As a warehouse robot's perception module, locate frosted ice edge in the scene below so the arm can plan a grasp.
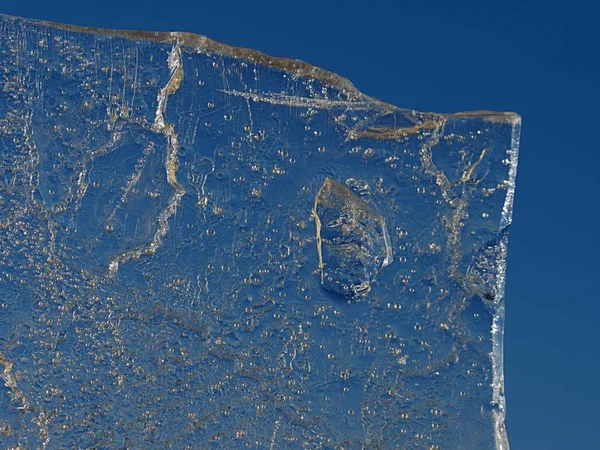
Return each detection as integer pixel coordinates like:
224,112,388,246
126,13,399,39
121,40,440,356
2,13,518,120
492,117,521,450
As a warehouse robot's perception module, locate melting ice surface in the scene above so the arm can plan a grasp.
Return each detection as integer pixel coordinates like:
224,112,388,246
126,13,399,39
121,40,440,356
0,14,520,449
314,178,393,298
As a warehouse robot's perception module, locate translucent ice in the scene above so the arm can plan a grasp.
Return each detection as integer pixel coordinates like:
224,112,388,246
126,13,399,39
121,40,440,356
0,13,519,449
314,177,393,298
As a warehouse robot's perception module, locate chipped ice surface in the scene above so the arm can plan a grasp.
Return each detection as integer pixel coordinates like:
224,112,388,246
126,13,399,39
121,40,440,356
314,178,393,298
0,13,519,450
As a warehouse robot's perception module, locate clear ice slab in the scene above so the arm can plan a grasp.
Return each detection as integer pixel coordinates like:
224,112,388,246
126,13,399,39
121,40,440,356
0,13,520,449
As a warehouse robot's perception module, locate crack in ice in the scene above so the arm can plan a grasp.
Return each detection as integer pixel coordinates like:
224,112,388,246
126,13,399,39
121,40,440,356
108,43,186,277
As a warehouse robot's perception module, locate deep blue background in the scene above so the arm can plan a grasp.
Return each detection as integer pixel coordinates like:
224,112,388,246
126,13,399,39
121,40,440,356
2,1,598,448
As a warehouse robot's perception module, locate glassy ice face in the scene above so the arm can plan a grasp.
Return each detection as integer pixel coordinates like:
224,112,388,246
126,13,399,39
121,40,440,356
314,177,393,298
0,14,519,449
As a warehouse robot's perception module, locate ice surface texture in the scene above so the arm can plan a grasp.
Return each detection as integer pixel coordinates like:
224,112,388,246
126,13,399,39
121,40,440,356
314,178,393,298
0,13,519,449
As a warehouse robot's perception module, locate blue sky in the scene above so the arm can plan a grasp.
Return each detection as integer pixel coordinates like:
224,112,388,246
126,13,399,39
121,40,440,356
2,1,599,448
